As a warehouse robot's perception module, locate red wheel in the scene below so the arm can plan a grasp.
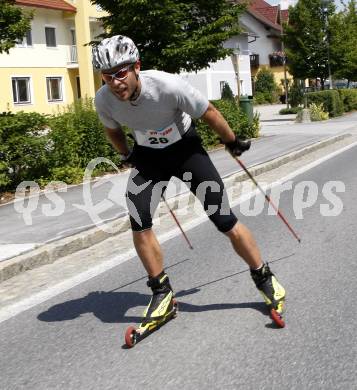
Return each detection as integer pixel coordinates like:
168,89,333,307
125,326,137,348
271,309,285,328
172,299,178,317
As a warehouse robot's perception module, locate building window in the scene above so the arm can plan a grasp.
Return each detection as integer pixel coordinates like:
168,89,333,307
12,77,31,104
16,29,33,47
45,27,57,47
46,77,63,101
76,76,81,99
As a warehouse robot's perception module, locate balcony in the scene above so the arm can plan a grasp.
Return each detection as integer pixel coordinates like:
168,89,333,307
269,52,287,67
250,54,259,68
67,45,78,67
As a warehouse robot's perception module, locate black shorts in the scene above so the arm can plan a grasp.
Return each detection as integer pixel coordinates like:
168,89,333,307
125,126,238,233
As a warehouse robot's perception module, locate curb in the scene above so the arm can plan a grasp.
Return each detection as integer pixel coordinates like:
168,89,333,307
0,133,351,283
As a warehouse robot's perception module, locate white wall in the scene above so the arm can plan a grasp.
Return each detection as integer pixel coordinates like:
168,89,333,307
0,8,75,68
240,13,282,65
181,34,252,100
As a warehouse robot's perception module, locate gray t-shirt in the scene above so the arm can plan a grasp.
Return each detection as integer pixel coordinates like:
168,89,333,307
95,70,209,149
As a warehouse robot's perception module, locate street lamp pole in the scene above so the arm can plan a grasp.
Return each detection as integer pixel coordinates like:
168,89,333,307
323,1,333,89
231,46,241,102
280,7,289,108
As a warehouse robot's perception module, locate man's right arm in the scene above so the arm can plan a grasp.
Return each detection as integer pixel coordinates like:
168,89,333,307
104,126,131,157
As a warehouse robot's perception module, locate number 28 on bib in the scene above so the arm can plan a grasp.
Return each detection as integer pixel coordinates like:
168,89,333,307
134,123,182,149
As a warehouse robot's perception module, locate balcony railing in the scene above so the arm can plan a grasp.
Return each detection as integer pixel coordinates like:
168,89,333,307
269,52,287,67
250,54,259,68
69,45,78,63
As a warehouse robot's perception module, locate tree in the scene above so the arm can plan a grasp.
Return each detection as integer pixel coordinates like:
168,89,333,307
91,0,245,73
0,0,32,54
283,0,335,88
329,0,357,83
255,68,276,94
221,82,234,100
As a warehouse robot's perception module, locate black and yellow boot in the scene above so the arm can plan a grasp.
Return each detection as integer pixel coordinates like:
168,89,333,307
124,271,178,347
251,264,286,327
138,271,176,333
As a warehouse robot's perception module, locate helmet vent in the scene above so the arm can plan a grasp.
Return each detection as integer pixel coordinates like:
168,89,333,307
105,50,111,67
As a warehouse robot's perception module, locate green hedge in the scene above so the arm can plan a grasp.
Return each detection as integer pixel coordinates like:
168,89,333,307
253,91,280,105
306,90,344,117
0,100,119,191
338,89,357,112
0,111,50,189
195,99,260,149
0,98,260,192
47,99,120,178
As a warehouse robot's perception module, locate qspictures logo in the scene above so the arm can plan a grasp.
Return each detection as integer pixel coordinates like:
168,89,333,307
13,157,346,232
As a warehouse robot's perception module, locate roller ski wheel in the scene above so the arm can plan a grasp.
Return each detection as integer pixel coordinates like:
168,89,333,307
270,308,285,328
270,299,285,328
124,300,178,348
125,326,137,348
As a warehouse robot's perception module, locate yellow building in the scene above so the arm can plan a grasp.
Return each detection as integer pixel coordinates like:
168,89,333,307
0,0,106,114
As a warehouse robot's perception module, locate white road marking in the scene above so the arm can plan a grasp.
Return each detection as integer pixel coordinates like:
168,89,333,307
0,140,356,323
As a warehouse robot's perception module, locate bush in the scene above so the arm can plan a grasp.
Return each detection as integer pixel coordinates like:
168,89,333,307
49,166,85,184
306,90,344,117
338,89,357,112
48,98,119,171
0,111,50,191
196,99,260,149
253,92,268,105
221,82,234,100
288,81,304,107
253,91,279,105
279,107,302,115
309,103,329,121
255,68,276,94
254,68,280,104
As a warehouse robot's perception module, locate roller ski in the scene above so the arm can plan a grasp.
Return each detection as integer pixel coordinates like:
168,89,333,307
251,264,286,328
125,272,178,348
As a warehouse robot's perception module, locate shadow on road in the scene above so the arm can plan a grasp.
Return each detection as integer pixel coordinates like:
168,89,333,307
37,289,267,324
38,253,294,325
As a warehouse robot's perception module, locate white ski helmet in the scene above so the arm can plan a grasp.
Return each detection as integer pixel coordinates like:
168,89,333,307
92,35,139,71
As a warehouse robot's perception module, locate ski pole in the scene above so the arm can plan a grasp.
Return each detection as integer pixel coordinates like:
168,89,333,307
231,155,301,243
161,195,194,250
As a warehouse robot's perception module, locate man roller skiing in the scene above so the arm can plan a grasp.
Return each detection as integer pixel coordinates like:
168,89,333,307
92,35,286,343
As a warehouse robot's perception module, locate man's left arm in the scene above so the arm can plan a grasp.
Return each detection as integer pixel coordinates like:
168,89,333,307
200,102,235,143
200,102,251,156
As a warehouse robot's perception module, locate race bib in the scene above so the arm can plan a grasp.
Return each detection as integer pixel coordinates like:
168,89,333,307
134,123,182,149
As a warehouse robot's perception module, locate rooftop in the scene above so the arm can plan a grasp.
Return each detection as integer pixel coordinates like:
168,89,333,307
237,0,289,31
15,0,76,13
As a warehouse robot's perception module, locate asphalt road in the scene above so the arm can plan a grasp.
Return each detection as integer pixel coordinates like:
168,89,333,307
1,145,356,389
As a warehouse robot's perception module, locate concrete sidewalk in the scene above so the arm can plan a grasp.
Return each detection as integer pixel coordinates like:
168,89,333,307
254,103,296,126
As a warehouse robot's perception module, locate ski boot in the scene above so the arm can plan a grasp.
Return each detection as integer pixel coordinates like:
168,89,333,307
125,272,178,347
251,263,286,328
